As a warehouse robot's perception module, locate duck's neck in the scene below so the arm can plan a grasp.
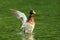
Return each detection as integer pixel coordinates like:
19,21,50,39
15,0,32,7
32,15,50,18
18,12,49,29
27,14,35,24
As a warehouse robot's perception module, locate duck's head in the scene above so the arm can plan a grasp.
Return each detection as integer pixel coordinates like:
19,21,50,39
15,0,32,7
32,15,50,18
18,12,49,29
30,9,36,15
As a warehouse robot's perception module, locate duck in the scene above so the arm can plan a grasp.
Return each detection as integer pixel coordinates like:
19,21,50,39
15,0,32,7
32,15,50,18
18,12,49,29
10,9,36,34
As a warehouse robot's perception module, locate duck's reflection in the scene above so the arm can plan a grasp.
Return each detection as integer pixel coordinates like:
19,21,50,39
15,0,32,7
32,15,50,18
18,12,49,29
22,33,34,40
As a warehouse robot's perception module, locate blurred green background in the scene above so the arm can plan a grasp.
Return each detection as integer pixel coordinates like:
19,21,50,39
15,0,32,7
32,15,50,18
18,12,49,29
0,0,60,40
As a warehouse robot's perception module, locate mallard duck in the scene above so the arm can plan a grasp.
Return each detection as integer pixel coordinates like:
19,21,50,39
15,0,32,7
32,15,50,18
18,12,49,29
10,9,35,34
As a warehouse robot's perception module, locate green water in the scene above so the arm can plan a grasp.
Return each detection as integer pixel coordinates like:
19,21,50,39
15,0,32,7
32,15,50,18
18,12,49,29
0,0,60,40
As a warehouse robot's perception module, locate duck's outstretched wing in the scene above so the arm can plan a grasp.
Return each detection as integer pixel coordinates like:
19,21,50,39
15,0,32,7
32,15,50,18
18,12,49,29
10,9,27,28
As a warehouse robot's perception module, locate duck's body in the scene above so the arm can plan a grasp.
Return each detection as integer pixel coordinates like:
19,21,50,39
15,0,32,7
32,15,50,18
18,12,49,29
23,15,35,34
10,9,35,34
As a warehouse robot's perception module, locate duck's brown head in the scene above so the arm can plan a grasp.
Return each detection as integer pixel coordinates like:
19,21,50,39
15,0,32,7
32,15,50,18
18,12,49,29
30,9,36,15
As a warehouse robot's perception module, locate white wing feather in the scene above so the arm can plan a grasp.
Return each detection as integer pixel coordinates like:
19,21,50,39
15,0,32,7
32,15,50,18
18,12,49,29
10,9,27,28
